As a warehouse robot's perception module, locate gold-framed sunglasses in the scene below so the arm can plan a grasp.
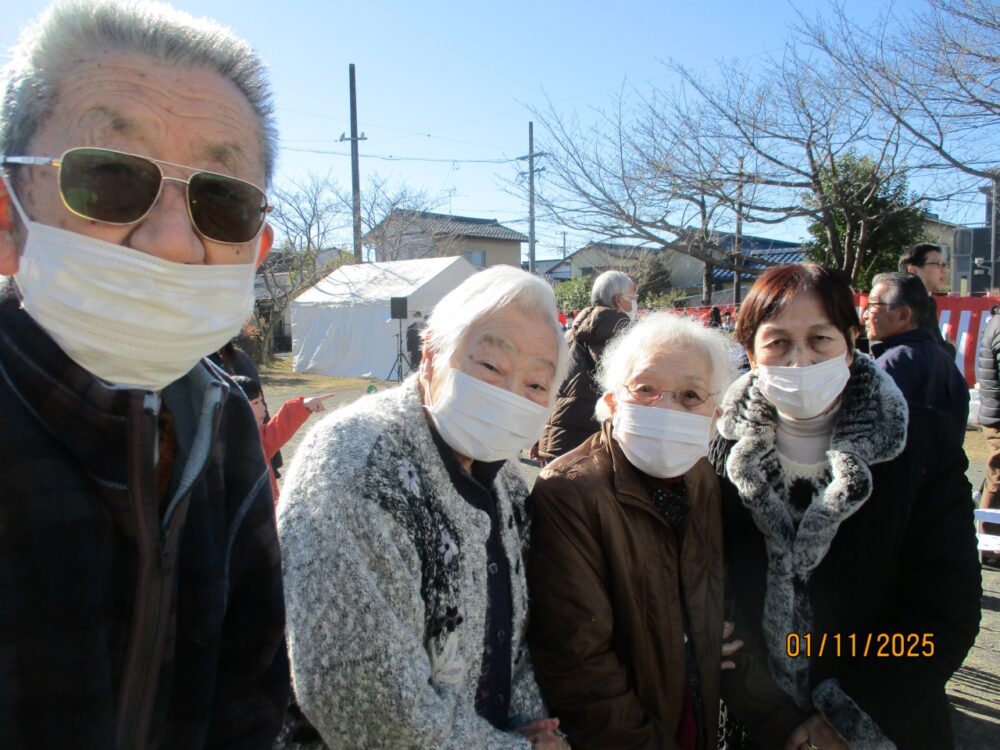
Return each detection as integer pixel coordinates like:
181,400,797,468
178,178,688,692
2,146,270,245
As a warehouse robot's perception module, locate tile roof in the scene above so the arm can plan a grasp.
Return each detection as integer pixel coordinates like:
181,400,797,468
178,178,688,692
369,209,528,243
711,247,806,282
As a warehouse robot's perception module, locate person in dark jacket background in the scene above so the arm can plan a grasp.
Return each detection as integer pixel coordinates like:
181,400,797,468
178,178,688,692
864,271,969,443
899,243,956,355
211,339,286,479
536,270,634,463
0,2,289,747
976,309,1000,536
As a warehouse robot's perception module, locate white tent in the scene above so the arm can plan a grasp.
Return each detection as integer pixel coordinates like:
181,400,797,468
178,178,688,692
292,256,478,378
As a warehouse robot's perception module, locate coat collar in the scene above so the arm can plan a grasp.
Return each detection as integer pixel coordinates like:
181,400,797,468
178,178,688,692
870,327,935,358
716,354,908,580
0,283,229,490
600,419,716,523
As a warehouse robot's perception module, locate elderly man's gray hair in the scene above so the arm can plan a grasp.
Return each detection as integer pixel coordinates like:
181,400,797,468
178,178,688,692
590,270,633,308
594,312,734,422
1,0,278,185
423,266,569,400
871,271,930,328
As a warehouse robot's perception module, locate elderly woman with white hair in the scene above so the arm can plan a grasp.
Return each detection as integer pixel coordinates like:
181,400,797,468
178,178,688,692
527,312,733,750
536,270,636,464
279,266,571,750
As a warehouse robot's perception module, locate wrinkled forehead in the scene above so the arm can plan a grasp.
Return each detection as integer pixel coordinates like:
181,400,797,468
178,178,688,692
459,307,559,372
30,52,265,182
627,344,712,384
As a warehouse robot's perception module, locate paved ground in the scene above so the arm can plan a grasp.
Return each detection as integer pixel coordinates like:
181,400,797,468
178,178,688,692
261,357,1000,748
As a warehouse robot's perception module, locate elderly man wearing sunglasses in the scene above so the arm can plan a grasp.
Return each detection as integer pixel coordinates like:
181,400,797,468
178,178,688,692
0,2,289,749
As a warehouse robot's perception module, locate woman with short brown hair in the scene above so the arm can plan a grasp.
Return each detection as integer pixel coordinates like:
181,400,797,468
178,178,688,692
714,263,980,750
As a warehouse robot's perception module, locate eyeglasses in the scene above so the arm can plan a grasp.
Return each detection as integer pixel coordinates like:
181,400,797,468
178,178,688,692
922,261,949,269
2,147,270,244
864,301,896,312
624,383,714,408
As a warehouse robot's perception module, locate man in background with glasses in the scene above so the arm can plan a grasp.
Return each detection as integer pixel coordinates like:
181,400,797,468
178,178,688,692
0,2,289,748
864,272,969,443
899,242,956,355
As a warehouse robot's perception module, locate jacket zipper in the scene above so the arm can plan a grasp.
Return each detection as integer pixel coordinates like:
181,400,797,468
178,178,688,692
115,391,168,750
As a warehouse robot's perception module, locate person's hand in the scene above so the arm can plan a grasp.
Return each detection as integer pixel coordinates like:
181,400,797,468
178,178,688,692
516,718,570,749
721,620,744,670
783,713,849,750
303,393,335,413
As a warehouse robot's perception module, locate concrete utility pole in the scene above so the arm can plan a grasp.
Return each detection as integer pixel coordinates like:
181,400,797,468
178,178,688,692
518,122,544,273
528,122,536,274
734,157,744,304
992,174,997,292
562,231,567,259
343,64,367,263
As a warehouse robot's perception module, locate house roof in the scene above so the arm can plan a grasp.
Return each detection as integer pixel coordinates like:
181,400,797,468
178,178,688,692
366,209,528,243
711,246,806,283
531,258,567,273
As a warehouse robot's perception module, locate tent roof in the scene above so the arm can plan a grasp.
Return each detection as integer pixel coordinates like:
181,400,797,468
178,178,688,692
295,255,475,306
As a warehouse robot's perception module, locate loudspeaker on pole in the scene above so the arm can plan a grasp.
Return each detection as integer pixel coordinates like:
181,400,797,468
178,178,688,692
390,297,408,320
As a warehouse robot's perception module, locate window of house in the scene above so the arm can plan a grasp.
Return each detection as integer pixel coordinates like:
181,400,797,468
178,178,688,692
464,249,486,268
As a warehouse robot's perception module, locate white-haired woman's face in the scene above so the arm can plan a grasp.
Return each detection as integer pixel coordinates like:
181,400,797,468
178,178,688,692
604,346,718,418
422,304,560,407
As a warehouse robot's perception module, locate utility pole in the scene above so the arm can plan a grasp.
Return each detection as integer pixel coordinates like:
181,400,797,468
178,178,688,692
992,173,997,292
562,231,567,259
528,122,536,274
734,157,744,304
341,64,367,263
518,122,544,273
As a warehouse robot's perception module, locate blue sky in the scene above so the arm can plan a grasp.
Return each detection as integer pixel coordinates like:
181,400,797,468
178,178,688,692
3,0,942,260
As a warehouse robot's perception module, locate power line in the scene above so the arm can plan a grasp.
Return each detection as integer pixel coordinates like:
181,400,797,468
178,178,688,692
281,145,519,164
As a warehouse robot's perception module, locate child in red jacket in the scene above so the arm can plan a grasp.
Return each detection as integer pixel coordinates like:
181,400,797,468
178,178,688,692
232,375,333,504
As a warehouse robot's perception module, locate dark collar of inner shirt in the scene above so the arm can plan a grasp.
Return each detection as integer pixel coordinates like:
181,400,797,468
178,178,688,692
426,414,506,509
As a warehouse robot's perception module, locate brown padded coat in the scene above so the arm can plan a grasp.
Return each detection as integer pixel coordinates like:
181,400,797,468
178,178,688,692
536,305,630,462
528,422,724,750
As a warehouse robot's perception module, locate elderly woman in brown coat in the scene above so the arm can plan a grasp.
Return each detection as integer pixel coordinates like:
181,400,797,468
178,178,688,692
528,312,734,750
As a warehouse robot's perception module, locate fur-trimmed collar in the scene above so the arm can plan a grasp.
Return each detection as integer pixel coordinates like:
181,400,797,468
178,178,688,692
718,353,907,467
716,354,907,728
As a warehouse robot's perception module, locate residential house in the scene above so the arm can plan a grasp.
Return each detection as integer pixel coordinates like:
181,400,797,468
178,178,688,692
528,257,572,282
363,209,526,268
541,241,654,280
664,233,804,292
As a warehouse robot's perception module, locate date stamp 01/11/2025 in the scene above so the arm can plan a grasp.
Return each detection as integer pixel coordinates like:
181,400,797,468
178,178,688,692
785,632,935,658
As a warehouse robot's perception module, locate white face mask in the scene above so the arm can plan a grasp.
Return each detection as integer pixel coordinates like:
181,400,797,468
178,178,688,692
612,400,714,479
626,298,638,320
5,175,257,392
755,354,851,420
426,368,552,463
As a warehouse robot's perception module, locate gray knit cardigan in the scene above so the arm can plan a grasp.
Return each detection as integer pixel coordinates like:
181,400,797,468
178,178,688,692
278,375,546,749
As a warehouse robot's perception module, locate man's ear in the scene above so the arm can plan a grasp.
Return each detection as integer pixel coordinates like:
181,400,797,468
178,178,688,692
255,223,274,268
0,180,21,276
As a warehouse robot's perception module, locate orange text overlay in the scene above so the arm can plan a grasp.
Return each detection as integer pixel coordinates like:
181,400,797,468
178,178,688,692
785,632,935,658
